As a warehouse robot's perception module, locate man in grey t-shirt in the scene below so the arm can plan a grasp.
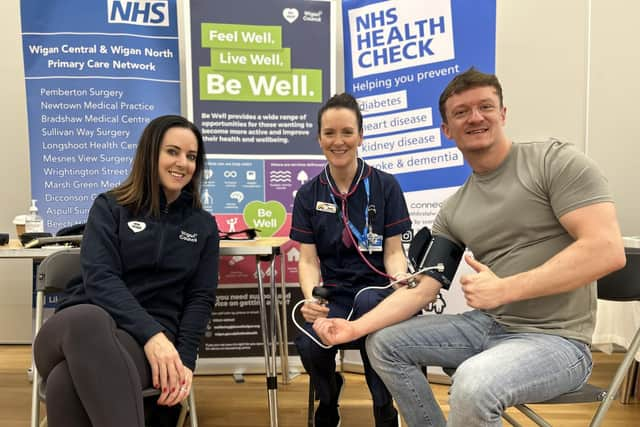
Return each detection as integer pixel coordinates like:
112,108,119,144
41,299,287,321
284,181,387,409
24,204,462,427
313,68,626,427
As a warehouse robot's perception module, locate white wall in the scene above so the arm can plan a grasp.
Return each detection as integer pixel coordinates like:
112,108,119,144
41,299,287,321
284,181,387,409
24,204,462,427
587,0,640,237
1,0,638,237
1,1,30,238
497,0,588,147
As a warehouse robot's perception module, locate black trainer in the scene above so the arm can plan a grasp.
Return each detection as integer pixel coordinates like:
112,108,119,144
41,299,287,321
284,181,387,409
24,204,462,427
314,403,340,427
314,372,344,427
373,401,399,427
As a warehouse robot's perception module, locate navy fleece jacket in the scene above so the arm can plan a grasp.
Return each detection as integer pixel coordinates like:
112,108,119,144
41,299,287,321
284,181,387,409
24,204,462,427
59,191,219,370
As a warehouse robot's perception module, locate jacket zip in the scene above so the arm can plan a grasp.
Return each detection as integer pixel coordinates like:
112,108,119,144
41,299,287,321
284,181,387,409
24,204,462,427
154,205,169,271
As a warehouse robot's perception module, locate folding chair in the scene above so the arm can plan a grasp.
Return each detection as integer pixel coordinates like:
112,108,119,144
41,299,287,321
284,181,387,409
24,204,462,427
445,247,640,427
31,248,198,427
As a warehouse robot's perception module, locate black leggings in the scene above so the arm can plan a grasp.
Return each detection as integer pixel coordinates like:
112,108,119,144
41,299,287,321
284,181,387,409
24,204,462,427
33,304,152,427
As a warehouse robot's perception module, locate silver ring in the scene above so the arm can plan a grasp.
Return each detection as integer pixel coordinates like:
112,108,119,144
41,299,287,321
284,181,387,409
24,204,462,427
180,387,187,392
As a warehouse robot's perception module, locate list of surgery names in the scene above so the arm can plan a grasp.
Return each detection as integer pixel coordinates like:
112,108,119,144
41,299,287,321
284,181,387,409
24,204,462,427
37,86,155,229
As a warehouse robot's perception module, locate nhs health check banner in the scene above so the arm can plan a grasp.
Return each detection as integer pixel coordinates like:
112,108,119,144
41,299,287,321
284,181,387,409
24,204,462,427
343,0,496,230
21,0,181,233
340,0,495,373
189,0,333,359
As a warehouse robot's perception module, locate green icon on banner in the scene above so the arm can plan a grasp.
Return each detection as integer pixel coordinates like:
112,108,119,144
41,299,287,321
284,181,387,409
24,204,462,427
242,200,286,237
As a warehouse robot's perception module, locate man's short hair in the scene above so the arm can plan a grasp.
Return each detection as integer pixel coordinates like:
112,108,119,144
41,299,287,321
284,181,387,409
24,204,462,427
438,67,503,123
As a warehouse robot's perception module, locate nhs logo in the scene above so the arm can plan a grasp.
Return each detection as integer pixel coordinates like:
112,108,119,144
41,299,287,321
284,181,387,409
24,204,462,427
107,0,169,27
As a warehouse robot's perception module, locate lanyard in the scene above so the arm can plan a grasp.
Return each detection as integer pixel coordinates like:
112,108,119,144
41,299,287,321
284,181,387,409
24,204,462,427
323,161,390,279
328,176,370,246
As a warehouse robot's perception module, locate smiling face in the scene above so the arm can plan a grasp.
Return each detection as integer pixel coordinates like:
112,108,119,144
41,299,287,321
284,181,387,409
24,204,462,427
318,107,363,172
158,126,198,203
441,85,508,156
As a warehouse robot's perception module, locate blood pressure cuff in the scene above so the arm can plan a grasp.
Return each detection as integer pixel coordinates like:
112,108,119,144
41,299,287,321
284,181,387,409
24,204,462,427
408,227,464,290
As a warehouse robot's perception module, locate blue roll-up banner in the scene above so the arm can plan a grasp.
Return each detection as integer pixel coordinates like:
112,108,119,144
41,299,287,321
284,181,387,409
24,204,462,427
342,0,496,229
20,0,181,233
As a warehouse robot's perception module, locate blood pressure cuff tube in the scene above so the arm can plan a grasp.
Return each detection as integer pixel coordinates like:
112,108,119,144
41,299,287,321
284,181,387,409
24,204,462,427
409,228,464,290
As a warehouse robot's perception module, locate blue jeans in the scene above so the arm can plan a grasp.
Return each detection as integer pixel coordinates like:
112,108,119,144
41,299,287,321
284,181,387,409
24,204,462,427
365,310,592,427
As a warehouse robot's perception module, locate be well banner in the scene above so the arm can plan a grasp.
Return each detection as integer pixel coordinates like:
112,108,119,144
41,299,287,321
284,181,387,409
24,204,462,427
343,0,496,229
188,0,333,359
191,0,332,156
20,0,181,233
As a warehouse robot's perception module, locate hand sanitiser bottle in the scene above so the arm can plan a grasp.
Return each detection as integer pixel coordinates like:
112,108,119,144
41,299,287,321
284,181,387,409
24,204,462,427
25,199,44,233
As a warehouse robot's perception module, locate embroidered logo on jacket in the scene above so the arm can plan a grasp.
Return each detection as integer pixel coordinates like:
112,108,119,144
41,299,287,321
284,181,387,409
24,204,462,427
179,230,198,243
127,221,146,233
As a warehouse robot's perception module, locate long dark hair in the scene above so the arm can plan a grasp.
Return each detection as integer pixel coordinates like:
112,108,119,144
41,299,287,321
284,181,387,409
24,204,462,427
110,115,205,216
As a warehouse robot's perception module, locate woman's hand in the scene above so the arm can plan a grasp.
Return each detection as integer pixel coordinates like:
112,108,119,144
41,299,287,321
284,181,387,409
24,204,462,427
160,365,193,407
143,332,186,406
300,300,330,323
170,365,193,406
391,271,413,289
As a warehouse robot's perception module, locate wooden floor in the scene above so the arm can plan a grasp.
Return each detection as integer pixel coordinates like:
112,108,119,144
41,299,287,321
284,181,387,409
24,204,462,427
1,345,639,426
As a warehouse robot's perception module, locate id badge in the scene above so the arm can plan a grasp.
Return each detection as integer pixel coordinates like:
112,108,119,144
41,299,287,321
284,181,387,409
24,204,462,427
359,233,383,252
315,201,337,213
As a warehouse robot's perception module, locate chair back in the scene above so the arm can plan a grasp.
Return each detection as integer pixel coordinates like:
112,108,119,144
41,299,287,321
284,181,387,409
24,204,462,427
36,248,82,293
597,247,640,301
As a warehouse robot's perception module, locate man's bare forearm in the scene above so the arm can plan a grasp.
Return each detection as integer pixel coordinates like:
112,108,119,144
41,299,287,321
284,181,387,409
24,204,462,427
350,276,441,338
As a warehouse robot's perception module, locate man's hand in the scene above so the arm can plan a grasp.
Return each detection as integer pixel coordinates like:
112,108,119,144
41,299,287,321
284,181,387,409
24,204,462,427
300,300,330,323
460,255,509,309
143,332,186,406
313,317,358,346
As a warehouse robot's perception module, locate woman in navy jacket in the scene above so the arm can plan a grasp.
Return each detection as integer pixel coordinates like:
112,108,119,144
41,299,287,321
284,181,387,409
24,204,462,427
33,115,219,427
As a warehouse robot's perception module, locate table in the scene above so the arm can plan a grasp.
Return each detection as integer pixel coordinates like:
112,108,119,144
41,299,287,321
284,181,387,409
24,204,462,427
216,237,289,427
0,240,69,343
1,238,70,258
591,238,640,403
592,301,640,362
592,237,640,360
1,237,289,427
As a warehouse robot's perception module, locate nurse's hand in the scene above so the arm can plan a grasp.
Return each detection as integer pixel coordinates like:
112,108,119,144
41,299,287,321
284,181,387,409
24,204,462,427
300,300,330,323
391,271,414,289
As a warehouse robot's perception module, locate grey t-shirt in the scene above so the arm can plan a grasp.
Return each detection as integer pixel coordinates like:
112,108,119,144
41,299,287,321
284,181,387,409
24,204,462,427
433,139,612,343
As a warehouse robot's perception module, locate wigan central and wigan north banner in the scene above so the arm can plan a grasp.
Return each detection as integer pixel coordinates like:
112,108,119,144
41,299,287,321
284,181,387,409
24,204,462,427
20,0,181,233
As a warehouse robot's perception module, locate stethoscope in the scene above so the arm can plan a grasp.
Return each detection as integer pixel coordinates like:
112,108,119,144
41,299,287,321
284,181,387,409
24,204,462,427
324,160,385,269
291,267,444,349
290,160,392,349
